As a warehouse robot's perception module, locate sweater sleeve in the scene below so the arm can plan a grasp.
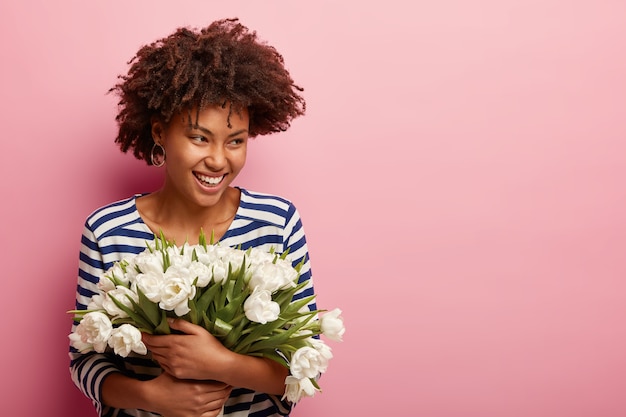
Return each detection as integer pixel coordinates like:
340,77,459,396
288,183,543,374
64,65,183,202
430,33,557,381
267,202,318,414
68,223,121,414
283,202,316,309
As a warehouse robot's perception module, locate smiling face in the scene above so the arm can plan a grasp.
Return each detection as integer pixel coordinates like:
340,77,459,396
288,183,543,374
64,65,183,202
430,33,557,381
152,104,249,211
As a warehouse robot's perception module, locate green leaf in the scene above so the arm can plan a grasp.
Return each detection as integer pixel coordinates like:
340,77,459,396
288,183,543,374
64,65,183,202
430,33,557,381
234,317,290,354
67,308,105,323
215,267,250,323
283,294,317,312
272,281,310,309
112,317,155,334
137,288,160,327
162,248,170,271
154,309,171,334
279,247,291,260
146,239,155,253
295,255,306,271
213,317,233,338
196,282,223,314
66,308,100,316
201,310,215,334
215,264,236,309
231,256,248,295
108,294,153,331
126,294,164,331
215,291,247,323
199,228,207,249
311,378,321,390
245,312,318,354
187,299,198,325
252,350,290,368
222,315,249,349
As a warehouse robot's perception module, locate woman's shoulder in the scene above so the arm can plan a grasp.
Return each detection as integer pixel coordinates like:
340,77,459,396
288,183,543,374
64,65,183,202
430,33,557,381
238,188,295,207
86,194,140,218
237,188,300,224
84,194,143,233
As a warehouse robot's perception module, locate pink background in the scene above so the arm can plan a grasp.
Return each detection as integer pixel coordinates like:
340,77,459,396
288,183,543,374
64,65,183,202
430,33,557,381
1,1,625,416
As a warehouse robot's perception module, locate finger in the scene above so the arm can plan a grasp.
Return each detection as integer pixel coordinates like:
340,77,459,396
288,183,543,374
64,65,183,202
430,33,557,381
142,331,180,348
148,349,166,361
203,381,231,390
167,318,204,335
141,335,169,350
141,333,157,345
158,362,172,375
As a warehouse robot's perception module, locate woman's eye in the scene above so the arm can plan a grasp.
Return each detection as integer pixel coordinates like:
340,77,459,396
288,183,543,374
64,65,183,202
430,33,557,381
190,136,206,143
230,138,245,145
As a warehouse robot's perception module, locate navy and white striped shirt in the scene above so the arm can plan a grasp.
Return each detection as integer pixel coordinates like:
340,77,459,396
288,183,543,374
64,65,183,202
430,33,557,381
69,188,316,417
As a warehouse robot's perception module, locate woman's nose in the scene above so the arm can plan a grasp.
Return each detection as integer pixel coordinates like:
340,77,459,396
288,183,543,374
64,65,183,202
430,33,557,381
204,144,226,169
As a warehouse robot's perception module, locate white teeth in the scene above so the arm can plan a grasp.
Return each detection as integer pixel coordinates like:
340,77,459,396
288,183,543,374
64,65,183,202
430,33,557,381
196,173,224,185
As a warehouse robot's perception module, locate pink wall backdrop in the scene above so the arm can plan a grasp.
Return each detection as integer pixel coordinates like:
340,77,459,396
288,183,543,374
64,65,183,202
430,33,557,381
1,1,625,416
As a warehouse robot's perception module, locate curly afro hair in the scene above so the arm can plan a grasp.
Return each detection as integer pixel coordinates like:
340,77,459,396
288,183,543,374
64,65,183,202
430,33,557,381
110,18,306,165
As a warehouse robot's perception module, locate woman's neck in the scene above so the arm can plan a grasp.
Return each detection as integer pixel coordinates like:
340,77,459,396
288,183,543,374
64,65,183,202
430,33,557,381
136,186,240,244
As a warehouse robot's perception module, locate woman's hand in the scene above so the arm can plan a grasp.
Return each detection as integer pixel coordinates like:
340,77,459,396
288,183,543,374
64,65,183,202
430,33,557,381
142,319,234,381
146,371,231,417
143,318,288,395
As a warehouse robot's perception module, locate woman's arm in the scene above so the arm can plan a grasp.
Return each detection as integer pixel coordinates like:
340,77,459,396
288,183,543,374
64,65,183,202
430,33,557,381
69,225,123,412
101,371,232,416
143,319,289,395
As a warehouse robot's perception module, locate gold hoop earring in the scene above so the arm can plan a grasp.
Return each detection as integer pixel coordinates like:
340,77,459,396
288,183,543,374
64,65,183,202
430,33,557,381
150,143,166,167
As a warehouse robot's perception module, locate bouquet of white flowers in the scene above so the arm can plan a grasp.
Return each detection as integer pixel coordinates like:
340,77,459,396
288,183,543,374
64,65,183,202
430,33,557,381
68,231,345,403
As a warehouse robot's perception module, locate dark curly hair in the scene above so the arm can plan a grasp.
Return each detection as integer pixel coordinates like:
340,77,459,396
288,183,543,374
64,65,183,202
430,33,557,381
110,18,306,165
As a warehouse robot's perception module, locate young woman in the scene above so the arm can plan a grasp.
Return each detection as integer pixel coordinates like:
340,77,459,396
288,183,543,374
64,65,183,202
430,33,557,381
69,19,315,417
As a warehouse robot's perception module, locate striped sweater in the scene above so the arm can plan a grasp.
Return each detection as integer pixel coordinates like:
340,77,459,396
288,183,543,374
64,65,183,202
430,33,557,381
69,188,316,417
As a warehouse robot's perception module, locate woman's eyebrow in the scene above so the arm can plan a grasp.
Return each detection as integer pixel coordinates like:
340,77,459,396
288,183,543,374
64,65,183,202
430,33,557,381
190,124,248,138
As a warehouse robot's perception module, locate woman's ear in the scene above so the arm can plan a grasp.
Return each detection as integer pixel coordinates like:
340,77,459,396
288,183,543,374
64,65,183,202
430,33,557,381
150,116,164,144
